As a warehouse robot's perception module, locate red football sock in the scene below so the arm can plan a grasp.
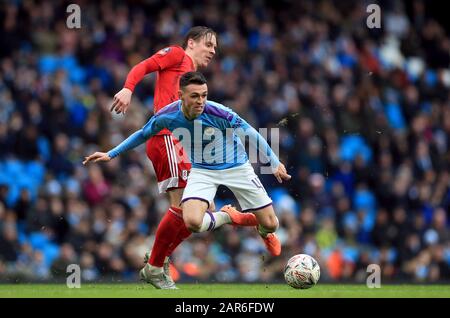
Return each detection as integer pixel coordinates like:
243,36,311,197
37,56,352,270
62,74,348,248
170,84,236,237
148,206,186,267
166,222,192,256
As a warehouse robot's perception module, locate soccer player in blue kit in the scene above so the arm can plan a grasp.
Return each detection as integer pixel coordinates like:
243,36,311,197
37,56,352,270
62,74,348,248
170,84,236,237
83,72,291,282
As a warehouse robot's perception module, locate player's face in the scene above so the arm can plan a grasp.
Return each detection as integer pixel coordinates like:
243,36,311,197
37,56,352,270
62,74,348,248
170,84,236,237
191,34,217,68
180,84,208,119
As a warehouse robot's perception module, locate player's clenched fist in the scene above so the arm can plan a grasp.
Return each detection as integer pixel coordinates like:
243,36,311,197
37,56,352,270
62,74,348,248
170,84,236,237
273,162,291,183
83,152,111,165
110,88,132,114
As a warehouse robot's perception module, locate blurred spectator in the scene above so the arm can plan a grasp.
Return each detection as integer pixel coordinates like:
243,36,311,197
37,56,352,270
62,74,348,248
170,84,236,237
0,222,19,262
47,133,74,180
83,165,110,206
50,243,77,277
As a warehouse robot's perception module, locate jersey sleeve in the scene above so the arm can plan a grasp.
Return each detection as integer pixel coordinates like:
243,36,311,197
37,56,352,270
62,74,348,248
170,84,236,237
123,57,159,92
107,115,164,159
150,46,185,70
123,46,184,92
232,114,281,170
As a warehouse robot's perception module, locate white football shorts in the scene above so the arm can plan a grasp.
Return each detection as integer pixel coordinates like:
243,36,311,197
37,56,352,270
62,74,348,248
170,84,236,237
181,161,273,212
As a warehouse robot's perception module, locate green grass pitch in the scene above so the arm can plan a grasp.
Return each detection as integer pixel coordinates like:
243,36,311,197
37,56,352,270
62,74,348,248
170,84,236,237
0,283,449,298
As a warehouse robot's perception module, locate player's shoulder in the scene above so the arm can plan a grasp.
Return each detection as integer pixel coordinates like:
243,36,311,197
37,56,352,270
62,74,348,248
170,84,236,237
206,100,235,112
155,100,181,117
156,45,185,57
203,100,237,121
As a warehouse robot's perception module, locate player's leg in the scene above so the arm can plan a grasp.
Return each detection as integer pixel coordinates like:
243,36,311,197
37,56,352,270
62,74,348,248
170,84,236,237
248,204,279,232
146,187,184,268
180,168,245,233
147,134,193,275
140,134,185,289
225,162,281,256
182,200,259,232
144,135,255,278
143,134,248,286
250,204,281,256
181,198,208,232
180,201,239,232
158,135,193,258
165,187,188,249
156,135,252,257
163,199,258,261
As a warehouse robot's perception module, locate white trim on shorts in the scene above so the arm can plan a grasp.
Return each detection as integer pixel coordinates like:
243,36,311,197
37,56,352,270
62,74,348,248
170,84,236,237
158,177,180,193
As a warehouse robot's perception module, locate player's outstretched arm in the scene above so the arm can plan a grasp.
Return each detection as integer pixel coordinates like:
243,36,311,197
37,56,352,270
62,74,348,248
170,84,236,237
232,114,291,183
110,88,132,114
110,58,156,114
83,152,111,165
84,114,163,163
273,162,291,183
82,128,146,165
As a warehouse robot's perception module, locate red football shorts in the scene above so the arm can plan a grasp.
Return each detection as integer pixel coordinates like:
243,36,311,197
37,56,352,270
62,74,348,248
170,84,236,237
146,133,191,193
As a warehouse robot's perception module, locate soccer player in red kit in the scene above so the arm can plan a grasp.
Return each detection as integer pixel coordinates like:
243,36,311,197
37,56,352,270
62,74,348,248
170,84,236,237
110,27,277,289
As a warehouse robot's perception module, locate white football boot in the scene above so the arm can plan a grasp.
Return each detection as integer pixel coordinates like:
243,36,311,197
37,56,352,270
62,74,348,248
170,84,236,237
140,251,177,289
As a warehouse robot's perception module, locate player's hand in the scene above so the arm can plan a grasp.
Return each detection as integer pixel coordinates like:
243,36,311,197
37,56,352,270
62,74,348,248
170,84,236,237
273,162,291,183
110,88,132,114
83,152,111,165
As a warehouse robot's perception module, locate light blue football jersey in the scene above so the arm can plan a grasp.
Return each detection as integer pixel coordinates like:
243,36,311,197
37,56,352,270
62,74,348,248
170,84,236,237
108,100,280,170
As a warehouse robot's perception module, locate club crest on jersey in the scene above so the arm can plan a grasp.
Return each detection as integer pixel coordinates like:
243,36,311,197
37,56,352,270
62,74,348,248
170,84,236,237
158,47,171,55
204,127,215,136
181,170,189,181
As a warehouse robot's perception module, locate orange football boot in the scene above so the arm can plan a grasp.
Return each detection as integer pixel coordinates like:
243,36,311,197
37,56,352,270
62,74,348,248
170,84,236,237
261,232,281,256
220,205,258,226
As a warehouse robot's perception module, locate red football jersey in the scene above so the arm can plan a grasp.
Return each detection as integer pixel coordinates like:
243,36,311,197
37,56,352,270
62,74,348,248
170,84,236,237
124,45,195,114
151,46,195,113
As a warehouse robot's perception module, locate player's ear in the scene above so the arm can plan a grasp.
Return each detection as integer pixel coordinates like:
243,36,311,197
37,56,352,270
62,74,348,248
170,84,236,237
188,38,195,49
178,89,183,100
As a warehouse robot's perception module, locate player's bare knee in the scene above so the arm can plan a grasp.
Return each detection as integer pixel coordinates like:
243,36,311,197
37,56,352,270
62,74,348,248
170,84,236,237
182,199,208,232
184,218,202,232
182,209,203,232
261,216,279,233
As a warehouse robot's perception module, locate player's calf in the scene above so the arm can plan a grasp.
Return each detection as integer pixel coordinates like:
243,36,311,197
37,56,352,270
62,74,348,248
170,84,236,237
257,216,279,233
253,205,279,232
252,205,281,256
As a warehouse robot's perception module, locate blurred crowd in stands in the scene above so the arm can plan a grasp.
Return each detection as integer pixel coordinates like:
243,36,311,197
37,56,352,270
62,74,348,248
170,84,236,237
0,0,449,283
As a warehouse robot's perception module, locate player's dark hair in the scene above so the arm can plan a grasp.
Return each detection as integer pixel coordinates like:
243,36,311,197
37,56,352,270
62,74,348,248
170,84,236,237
182,26,217,49
179,72,207,89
